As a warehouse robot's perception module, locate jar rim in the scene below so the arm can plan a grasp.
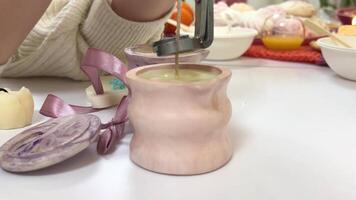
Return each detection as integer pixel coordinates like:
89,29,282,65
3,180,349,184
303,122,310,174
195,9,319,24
126,63,231,87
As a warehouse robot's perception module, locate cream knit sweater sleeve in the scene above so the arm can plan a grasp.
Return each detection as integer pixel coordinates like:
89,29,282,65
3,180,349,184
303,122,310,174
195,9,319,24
0,0,169,80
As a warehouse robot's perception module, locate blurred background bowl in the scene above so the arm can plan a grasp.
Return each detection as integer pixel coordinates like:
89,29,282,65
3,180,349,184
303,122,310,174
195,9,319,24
208,26,257,60
317,36,356,80
183,26,257,60
124,44,209,69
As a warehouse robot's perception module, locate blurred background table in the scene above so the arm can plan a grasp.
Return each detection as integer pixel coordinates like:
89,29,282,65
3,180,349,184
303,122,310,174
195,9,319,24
1,57,356,200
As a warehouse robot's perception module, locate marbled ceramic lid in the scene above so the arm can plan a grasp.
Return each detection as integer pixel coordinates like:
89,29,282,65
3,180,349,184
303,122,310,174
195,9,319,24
0,115,101,172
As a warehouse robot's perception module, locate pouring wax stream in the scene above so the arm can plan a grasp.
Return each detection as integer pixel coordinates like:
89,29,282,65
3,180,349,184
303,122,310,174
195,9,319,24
174,0,182,77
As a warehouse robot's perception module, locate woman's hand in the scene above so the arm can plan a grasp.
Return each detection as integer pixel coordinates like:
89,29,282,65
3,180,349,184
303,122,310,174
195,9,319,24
111,0,176,22
0,0,51,64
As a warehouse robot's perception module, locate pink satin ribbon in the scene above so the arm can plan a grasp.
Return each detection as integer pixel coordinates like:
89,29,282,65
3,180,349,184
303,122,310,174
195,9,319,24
40,48,130,155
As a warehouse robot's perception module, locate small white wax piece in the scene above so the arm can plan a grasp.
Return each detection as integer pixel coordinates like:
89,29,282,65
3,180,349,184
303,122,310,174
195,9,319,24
0,87,34,130
85,76,128,109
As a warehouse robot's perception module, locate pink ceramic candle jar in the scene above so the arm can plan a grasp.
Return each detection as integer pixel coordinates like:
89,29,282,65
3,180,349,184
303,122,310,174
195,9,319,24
126,64,233,175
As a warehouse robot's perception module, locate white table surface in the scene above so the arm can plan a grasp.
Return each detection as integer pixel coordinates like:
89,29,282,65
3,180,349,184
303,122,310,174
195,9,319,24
1,57,356,200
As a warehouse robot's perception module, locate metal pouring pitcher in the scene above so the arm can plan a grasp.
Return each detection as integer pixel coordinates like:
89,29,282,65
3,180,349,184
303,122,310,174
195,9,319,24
153,0,214,56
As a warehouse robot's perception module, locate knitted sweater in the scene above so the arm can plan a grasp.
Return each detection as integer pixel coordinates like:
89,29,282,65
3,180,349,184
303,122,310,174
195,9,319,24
0,0,170,80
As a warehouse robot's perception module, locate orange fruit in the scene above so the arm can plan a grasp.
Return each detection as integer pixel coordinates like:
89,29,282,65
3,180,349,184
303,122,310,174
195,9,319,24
181,2,194,18
171,8,194,26
164,7,194,35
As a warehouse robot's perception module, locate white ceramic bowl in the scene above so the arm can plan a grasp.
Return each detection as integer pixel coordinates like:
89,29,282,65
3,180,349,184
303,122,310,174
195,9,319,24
183,26,257,60
317,36,356,81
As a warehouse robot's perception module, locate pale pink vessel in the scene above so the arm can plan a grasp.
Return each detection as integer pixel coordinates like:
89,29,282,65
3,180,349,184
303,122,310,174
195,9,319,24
126,64,233,175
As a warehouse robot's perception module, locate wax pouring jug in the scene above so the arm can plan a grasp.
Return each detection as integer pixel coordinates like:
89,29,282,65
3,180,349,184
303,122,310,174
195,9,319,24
153,0,215,56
